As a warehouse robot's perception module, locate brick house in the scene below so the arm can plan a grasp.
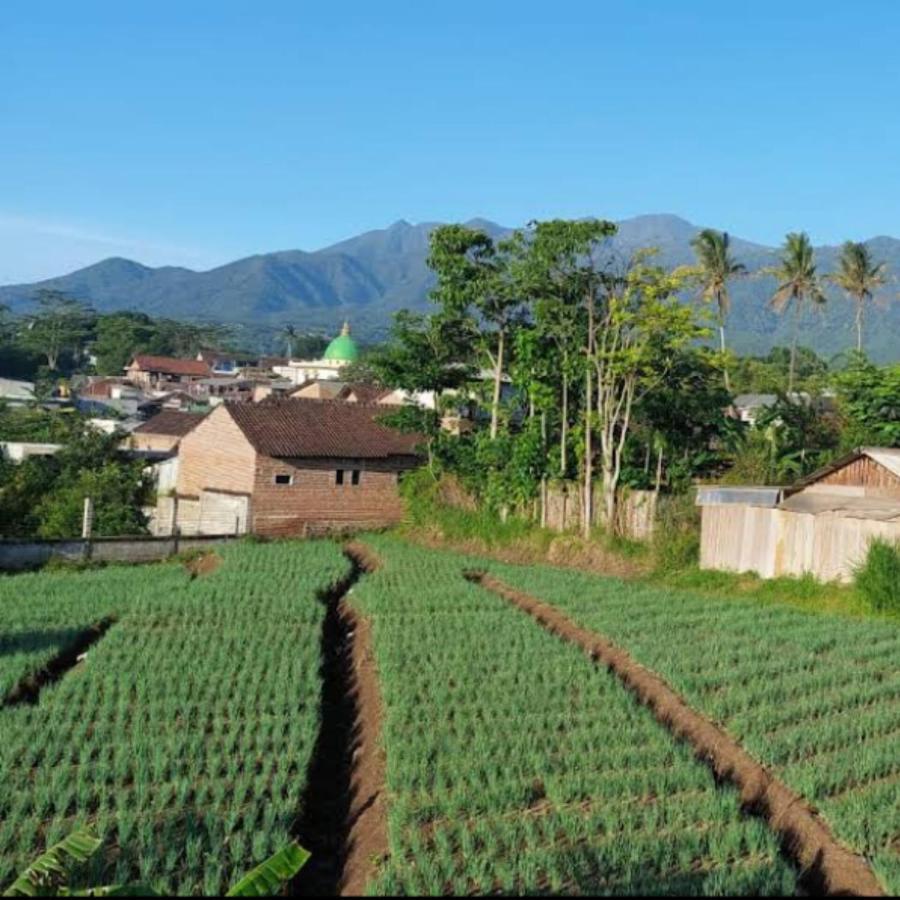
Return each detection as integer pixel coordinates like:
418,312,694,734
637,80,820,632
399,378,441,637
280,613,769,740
170,398,422,536
125,355,211,390
129,410,207,456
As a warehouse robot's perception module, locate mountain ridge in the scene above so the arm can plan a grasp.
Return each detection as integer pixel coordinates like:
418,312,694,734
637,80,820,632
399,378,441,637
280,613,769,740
2,214,898,360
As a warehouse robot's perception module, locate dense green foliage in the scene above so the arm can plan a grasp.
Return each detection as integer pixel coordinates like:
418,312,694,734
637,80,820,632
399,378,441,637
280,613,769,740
0,540,349,895
0,406,86,443
855,539,900,614
350,536,797,895
481,558,900,893
0,429,151,539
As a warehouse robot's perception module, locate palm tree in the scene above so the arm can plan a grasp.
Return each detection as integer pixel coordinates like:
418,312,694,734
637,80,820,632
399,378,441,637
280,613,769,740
767,232,826,393
690,229,746,391
829,241,887,355
282,324,297,359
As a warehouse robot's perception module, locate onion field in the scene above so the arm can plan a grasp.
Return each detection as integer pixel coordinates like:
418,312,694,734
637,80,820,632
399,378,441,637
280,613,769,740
350,536,798,895
3,533,895,896
482,557,900,894
0,541,349,895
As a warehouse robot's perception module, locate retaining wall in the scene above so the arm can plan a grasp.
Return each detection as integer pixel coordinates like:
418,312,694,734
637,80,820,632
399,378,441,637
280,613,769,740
0,535,239,572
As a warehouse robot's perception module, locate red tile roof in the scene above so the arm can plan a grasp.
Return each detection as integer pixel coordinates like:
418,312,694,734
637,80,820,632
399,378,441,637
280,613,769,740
338,383,395,404
130,355,211,377
227,398,422,460
133,411,207,437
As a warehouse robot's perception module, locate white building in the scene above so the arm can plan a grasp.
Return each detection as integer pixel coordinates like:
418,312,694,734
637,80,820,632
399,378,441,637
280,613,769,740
274,322,360,386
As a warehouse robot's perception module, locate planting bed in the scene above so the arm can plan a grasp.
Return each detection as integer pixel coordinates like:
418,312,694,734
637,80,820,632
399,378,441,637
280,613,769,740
0,566,180,702
0,541,350,894
350,536,798,895
482,557,900,894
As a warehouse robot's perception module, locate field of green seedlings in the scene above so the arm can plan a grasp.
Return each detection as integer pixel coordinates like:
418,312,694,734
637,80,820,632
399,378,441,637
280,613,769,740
351,536,798,896
482,558,900,894
0,541,349,895
0,565,184,700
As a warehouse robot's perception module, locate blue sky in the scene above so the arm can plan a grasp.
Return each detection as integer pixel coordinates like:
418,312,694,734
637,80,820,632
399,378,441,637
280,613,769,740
2,0,900,282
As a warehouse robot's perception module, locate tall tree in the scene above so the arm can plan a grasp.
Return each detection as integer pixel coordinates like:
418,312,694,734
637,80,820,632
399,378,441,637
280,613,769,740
428,225,520,440
829,241,887,354
20,291,95,372
592,258,701,529
766,232,826,393
92,312,157,374
690,229,745,391
282,324,298,359
516,219,617,481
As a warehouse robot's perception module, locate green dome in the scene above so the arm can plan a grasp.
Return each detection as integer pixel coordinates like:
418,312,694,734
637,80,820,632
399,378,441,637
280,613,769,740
323,322,359,362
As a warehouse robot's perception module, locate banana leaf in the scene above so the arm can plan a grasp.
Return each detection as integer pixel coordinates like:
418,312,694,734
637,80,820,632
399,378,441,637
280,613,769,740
4,831,102,898
225,843,310,897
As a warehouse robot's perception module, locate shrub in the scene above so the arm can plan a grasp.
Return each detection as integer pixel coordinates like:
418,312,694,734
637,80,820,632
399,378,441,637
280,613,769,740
855,539,900,614
652,492,700,573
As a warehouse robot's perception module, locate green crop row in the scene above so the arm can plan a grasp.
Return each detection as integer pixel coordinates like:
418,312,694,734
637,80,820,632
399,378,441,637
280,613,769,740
0,565,186,699
480,554,900,894
0,540,349,895
351,536,797,896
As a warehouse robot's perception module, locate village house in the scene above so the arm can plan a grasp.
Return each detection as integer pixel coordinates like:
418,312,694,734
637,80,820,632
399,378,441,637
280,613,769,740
163,398,422,537
697,447,900,583
0,377,35,407
196,350,240,376
125,355,211,391
128,410,206,456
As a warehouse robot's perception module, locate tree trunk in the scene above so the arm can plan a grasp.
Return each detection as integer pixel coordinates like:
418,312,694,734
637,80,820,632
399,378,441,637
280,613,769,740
719,321,731,393
788,301,800,394
601,444,616,529
654,445,664,496
583,307,594,539
540,409,548,528
560,370,569,478
856,297,864,354
490,328,505,440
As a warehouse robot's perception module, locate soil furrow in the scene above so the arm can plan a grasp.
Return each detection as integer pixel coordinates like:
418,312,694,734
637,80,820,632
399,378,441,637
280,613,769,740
292,544,387,897
2,617,117,708
468,571,885,898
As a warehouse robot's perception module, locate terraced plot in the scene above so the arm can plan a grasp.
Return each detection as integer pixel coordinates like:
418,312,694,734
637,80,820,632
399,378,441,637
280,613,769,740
352,536,798,896
481,556,900,894
0,565,182,701
0,541,350,894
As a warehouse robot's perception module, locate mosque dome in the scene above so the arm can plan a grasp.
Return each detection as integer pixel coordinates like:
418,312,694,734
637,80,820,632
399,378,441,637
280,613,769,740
322,321,359,363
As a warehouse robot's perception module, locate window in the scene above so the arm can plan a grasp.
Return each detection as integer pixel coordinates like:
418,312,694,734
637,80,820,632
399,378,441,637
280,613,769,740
335,470,345,486
274,473,293,486
351,470,361,486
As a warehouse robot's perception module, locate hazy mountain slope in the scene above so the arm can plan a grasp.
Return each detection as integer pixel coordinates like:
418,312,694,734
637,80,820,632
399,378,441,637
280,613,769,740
1,214,898,359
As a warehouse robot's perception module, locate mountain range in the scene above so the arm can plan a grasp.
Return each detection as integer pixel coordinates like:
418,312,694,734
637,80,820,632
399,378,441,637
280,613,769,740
1,214,898,360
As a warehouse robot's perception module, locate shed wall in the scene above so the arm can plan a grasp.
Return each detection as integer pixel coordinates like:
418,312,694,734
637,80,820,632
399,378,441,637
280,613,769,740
700,504,900,583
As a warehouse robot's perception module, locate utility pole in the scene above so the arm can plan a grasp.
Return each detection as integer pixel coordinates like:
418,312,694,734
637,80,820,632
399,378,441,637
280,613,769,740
82,497,94,561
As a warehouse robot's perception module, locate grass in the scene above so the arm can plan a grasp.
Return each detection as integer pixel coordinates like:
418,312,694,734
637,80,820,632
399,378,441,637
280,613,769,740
854,538,900,614
648,566,873,619
398,477,875,621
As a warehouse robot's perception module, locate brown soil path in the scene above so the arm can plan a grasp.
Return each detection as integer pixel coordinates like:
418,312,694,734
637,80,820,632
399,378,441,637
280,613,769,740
293,545,388,897
468,571,885,898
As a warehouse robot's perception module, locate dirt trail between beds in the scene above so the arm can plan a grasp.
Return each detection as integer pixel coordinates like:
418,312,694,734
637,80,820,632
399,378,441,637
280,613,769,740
468,571,885,898
293,542,388,897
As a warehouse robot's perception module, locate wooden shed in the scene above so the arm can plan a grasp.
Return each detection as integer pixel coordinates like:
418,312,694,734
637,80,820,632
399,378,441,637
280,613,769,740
698,448,900,583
